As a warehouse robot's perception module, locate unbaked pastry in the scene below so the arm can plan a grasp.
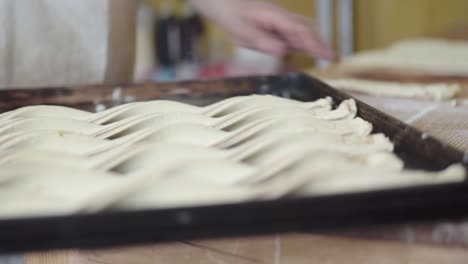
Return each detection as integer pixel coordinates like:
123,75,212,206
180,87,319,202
323,78,461,101
0,99,352,139
338,38,468,76
0,95,333,124
0,94,464,217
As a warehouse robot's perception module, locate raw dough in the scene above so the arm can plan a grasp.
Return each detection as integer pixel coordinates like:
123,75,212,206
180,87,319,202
323,78,461,101
339,38,468,76
0,94,464,217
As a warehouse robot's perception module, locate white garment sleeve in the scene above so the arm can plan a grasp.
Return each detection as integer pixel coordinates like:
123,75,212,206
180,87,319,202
0,0,109,89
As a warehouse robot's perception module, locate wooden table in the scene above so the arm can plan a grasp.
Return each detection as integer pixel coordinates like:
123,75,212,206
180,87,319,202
24,234,468,264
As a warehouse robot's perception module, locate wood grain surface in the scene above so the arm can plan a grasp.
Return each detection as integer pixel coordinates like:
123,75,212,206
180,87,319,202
25,234,468,264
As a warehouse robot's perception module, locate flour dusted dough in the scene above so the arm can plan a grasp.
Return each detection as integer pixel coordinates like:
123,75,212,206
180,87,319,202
0,102,365,153
298,163,465,196
0,94,464,217
339,38,468,76
0,95,334,124
0,162,137,217
0,99,348,140
323,78,461,101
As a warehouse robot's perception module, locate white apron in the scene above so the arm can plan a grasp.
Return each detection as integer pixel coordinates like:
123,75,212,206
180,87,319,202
0,0,137,89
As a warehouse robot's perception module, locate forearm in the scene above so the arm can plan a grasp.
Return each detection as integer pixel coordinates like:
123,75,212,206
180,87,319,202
187,0,261,26
187,0,333,58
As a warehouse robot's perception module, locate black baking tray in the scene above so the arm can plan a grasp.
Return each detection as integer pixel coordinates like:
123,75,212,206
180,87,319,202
0,72,467,253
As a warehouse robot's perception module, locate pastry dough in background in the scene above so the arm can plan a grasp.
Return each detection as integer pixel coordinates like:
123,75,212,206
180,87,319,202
322,78,461,101
338,38,468,77
310,38,468,101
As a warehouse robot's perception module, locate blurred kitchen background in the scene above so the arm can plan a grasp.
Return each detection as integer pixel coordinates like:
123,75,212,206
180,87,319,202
134,0,468,82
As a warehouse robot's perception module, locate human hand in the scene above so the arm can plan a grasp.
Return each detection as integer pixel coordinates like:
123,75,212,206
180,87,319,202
189,0,334,59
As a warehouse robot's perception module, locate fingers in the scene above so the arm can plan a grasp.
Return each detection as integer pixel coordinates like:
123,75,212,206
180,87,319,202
248,5,335,59
207,0,336,58
291,19,336,60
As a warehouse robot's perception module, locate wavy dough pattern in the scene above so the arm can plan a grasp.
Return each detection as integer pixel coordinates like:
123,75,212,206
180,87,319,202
0,94,464,218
